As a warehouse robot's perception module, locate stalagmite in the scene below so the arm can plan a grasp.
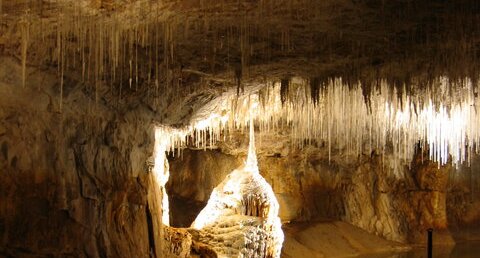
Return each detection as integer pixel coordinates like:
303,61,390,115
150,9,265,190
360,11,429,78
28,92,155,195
190,114,284,257
246,114,258,170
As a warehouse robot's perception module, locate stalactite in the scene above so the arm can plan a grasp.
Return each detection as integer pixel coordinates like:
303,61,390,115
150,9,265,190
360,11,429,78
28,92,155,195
20,15,29,88
54,14,66,111
240,19,250,81
156,77,480,171
235,63,243,95
8,1,479,170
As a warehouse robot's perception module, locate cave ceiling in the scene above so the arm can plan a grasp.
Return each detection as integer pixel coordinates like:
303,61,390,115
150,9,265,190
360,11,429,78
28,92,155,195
1,0,479,98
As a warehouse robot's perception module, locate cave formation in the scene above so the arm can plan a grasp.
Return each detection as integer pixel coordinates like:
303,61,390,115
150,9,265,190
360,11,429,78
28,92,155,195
1,0,480,257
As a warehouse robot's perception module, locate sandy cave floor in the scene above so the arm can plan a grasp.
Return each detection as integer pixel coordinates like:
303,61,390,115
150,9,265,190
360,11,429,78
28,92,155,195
281,220,409,258
281,221,480,258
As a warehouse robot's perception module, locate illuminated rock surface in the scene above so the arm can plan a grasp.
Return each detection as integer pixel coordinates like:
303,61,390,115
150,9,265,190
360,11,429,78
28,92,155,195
189,167,284,257
188,122,283,257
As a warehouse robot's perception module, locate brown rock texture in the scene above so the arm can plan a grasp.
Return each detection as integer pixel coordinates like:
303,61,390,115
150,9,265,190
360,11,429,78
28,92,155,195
447,155,480,241
0,57,166,257
161,227,192,257
168,140,477,245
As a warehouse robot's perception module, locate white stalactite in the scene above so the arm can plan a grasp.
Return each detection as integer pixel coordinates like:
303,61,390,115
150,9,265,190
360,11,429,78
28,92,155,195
10,3,480,169
157,78,480,171
246,113,258,171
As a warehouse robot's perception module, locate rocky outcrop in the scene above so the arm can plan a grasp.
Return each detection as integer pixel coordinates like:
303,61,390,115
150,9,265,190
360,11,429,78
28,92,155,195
0,57,166,257
342,150,453,244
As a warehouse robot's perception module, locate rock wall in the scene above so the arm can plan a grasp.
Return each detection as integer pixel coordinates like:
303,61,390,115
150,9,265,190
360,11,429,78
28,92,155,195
447,155,480,241
0,57,166,257
168,141,479,245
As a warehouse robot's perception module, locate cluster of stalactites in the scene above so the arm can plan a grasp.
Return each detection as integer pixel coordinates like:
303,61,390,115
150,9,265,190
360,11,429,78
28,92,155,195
157,77,480,172
252,78,479,169
12,0,304,111
13,1,186,110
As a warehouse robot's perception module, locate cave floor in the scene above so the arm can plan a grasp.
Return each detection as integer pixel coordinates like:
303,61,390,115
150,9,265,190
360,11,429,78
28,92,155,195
281,221,480,258
363,241,480,258
281,220,409,258
168,192,480,258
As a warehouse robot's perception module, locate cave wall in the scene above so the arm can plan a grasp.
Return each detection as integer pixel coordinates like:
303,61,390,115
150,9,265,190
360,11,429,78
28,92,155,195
0,57,166,257
447,156,480,240
168,143,480,245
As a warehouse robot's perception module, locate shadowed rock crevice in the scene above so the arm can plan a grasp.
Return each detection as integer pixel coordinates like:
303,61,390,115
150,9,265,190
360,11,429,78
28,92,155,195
146,204,157,258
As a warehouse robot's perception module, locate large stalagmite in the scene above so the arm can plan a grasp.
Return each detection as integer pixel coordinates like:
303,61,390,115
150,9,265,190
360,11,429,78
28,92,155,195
190,119,284,257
